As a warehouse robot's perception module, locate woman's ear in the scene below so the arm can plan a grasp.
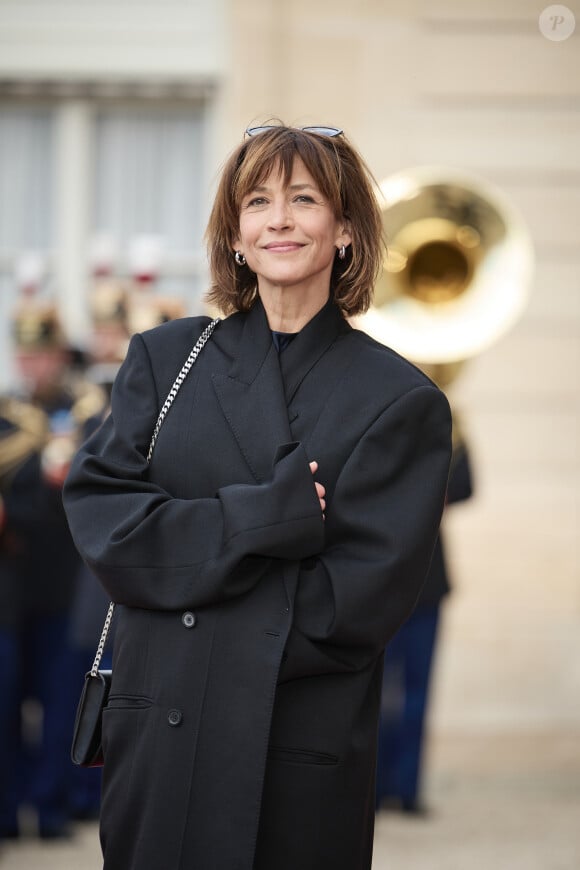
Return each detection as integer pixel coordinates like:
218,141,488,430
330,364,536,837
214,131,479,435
338,218,352,249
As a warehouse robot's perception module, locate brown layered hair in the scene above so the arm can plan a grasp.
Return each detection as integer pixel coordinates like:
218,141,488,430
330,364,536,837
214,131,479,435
205,125,384,316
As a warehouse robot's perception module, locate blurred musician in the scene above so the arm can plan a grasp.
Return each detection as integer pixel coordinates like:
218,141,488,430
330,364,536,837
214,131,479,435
0,286,105,840
126,233,186,334
376,418,473,815
68,260,185,819
67,269,129,820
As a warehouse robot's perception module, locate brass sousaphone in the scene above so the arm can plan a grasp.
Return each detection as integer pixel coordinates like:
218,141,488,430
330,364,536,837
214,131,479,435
358,166,534,384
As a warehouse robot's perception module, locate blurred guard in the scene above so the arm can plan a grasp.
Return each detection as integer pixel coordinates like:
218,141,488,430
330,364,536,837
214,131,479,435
68,272,186,819
376,417,473,814
125,233,186,336
67,276,129,820
0,296,106,840
87,279,131,395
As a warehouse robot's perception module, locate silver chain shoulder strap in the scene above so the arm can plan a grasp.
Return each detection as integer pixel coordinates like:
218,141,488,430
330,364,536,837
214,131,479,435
90,317,220,676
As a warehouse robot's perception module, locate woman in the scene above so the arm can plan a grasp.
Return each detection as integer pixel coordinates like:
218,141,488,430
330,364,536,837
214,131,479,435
63,124,452,870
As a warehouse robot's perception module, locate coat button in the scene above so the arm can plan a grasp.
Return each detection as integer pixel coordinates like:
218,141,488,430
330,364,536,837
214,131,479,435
167,709,182,727
181,611,196,628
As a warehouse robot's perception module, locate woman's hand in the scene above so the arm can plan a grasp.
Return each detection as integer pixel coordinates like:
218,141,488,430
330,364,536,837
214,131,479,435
309,461,326,519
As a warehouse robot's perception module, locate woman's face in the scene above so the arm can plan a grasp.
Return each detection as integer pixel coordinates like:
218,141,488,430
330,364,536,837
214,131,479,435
234,157,350,302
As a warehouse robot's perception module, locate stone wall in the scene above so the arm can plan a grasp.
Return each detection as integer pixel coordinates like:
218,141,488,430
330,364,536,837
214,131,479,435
224,0,580,732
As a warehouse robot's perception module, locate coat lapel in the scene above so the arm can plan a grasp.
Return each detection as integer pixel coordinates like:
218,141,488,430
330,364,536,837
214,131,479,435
277,296,351,407
211,299,293,483
211,296,352,482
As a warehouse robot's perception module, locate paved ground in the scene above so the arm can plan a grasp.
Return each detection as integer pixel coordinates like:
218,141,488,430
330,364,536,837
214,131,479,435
1,732,579,869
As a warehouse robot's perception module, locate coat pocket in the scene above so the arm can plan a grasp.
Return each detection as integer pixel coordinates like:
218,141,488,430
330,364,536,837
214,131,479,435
268,745,339,766
105,693,153,711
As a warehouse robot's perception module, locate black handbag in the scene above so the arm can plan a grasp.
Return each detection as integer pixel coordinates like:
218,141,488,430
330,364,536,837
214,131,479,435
70,318,220,767
71,670,112,767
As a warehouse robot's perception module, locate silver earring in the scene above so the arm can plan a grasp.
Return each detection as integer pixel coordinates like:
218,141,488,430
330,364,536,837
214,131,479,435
234,251,246,266
338,244,346,260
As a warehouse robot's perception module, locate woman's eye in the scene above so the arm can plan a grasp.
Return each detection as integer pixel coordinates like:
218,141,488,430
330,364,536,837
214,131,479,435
246,196,267,207
294,195,315,204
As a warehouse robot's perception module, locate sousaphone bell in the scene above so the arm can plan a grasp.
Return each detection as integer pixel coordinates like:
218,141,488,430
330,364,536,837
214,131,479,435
358,165,535,381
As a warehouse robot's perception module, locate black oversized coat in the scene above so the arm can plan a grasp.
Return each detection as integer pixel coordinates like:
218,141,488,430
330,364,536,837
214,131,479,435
63,297,452,870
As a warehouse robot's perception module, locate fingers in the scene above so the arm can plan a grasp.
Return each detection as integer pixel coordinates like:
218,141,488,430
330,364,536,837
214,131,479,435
310,460,326,516
315,482,326,514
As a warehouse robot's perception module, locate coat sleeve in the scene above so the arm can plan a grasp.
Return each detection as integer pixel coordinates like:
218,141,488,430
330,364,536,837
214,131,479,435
279,384,452,681
62,333,324,611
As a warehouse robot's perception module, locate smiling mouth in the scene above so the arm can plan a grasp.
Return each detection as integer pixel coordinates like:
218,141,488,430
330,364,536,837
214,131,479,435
264,243,303,253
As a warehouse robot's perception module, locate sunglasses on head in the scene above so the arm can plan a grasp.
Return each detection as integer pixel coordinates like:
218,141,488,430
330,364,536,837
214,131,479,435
245,125,343,138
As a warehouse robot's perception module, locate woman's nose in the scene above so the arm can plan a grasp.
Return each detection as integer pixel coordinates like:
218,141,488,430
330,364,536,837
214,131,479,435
268,198,293,228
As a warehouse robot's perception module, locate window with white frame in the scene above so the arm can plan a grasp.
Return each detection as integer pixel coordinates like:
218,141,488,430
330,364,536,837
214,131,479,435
93,105,208,297
0,106,55,387
0,98,209,390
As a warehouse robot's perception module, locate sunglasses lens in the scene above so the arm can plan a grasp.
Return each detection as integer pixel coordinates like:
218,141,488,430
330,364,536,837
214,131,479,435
245,126,343,138
302,127,343,137
245,126,274,137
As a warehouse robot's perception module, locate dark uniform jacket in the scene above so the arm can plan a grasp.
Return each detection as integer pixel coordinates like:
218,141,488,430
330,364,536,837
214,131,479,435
63,297,452,870
415,441,474,609
0,397,81,628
